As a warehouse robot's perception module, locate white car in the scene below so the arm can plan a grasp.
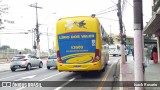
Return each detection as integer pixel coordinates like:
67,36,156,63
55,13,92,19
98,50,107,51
109,44,128,56
10,54,43,71
46,54,57,69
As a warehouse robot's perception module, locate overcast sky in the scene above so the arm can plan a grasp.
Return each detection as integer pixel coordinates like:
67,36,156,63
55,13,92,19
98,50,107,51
0,0,152,51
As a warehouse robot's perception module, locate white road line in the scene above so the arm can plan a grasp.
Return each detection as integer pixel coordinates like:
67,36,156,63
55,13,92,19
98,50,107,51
16,87,25,90
54,77,76,90
16,72,64,90
14,75,36,81
39,72,64,81
0,68,46,80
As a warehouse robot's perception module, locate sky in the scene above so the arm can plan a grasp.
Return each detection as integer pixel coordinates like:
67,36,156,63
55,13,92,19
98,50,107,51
0,0,152,51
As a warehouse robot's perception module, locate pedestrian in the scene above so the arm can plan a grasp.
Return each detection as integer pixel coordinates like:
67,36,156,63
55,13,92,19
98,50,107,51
132,48,134,60
152,46,158,64
19,51,22,54
144,46,149,67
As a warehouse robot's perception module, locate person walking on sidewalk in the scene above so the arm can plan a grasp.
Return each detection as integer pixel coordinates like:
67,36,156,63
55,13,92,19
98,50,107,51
144,46,149,67
152,46,158,64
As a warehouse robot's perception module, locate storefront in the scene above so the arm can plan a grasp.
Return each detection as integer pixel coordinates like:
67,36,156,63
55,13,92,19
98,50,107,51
144,13,160,62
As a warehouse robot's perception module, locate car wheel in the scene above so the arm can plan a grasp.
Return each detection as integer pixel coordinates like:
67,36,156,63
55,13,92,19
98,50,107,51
26,64,31,70
47,66,50,69
101,66,106,72
11,68,16,71
39,62,43,68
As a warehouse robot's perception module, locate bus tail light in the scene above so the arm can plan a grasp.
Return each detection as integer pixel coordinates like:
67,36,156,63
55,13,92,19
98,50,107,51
92,49,101,62
57,51,63,63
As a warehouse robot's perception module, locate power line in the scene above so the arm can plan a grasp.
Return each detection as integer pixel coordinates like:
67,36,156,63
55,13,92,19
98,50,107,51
125,0,151,19
97,17,118,21
0,32,29,34
125,0,133,7
110,0,117,5
41,12,56,24
96,9,117,16
95,5,117,15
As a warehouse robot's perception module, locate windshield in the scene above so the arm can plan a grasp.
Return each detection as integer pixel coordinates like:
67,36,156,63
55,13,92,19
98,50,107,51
14,56,25,59
12,56,25,60
48,54,57,59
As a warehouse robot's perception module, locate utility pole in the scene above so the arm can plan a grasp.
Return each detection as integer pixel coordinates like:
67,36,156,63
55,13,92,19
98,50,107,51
117,0,126,64
29,3,42,58
133,0,144,90
47,28,50,56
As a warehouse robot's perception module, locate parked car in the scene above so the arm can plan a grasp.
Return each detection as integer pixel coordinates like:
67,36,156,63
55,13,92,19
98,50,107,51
46,54,57,69
10,54,43,71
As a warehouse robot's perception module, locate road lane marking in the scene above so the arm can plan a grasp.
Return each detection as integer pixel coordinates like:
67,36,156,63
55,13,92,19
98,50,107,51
14,75,36,81
97,61,116,90
16,72,64,90
0,68,46,80
16,87,25,90
39,72,64,81
54,77,76,90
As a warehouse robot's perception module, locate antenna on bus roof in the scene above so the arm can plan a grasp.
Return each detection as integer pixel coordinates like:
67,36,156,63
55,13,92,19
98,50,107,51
91,14,96,18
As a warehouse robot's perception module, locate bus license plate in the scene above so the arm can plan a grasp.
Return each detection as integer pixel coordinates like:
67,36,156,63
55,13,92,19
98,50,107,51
74,65,81,68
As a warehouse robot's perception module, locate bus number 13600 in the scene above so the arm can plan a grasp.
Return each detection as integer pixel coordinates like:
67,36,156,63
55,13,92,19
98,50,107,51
71,46,83,49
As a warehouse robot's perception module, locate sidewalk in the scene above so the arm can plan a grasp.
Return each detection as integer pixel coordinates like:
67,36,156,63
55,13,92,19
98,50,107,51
120,55,135,90
145,60,160,90
120,55,160,90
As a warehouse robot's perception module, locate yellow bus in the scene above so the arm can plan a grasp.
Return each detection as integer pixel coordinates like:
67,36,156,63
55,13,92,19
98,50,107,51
56,16,109,72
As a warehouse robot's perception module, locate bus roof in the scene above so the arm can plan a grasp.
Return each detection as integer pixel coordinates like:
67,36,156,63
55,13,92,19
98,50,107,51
56,16,100,34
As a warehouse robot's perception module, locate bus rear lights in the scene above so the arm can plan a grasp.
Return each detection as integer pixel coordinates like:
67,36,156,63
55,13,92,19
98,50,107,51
57,58,63,63
92,49,101,62
57,51,63,63
92,56,100,62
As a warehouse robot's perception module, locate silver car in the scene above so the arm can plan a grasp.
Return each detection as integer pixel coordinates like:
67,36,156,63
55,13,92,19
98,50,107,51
46,54,57,69
10,54,43,71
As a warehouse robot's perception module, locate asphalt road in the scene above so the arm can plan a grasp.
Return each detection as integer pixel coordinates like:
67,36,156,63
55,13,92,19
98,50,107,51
0,56,121,90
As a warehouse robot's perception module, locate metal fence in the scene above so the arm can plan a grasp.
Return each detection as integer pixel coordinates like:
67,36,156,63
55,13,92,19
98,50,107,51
0,50,18,58
0,50,49,59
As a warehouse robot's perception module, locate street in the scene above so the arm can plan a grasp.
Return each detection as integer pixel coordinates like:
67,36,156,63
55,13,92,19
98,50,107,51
0,56,121,90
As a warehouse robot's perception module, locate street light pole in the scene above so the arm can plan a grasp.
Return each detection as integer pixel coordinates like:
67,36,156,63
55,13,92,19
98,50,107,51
47,27,50,56
29,3,42,58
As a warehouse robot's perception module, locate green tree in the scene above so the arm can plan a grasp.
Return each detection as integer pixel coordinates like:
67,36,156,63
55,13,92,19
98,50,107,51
23,48,31,54
0,45,10,50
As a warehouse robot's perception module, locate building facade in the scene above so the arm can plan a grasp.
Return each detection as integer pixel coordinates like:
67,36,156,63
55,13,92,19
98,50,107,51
144,0,160,61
